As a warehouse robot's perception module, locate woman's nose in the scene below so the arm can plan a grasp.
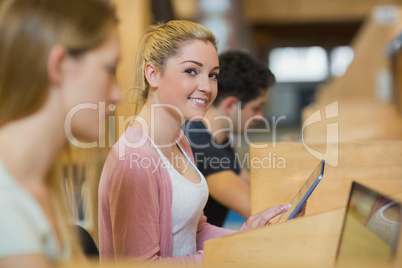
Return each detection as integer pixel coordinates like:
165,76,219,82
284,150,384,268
198,75,212,93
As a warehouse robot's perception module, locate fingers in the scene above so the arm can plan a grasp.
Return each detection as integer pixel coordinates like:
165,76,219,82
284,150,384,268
246,204,292,229
244,211,262,229
258,204,292,227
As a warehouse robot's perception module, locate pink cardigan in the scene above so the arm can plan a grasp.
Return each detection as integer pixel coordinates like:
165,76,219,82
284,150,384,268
98,127,246,266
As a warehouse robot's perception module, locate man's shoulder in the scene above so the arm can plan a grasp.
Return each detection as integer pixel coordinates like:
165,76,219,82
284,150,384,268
182,121,213,147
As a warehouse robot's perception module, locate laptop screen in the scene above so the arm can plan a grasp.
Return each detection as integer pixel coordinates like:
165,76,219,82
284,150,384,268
336,182,402,264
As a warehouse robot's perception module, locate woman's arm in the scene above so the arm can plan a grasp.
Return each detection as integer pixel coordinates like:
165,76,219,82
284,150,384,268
99,151,204,266
195,204,292,251
196,212,240,251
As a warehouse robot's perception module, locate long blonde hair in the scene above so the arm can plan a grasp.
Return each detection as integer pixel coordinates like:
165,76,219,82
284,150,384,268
0,0,118,260
133,20,218,111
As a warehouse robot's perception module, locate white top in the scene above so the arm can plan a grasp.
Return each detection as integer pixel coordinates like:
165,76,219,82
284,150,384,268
152,140,209,257
0,161,69,262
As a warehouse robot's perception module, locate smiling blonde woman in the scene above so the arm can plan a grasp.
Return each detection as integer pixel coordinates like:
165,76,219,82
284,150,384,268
98,20,292,267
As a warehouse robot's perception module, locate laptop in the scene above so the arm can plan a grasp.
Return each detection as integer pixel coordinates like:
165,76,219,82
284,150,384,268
336,181,402,264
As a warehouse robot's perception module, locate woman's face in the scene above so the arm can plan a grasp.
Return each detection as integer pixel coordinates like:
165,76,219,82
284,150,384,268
61,27,121,144
152,40,219,122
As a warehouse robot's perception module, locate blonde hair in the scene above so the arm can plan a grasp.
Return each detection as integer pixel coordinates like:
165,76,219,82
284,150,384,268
0,0,118,260
133,20,217,110
0,0,117,127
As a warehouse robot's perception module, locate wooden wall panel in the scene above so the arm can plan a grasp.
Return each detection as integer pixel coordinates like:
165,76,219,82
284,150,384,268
242,0,402,24
112,0,151,141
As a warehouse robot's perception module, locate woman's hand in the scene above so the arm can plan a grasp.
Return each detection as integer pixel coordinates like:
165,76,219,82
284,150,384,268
245,204,292,229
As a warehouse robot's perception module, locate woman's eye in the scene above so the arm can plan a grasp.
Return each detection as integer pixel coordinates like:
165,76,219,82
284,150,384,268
210,73,219,79
186,69,197,75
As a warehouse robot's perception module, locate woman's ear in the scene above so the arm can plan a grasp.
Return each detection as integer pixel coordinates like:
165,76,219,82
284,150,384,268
222,96,239,116
144,62,159,88
47,45,66,86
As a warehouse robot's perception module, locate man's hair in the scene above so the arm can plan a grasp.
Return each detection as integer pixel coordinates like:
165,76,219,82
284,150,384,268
214,50,275,107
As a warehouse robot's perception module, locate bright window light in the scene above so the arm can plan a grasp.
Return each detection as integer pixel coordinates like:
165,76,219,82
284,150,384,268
200,0,230,13
330,46,354,77
269,46,328,82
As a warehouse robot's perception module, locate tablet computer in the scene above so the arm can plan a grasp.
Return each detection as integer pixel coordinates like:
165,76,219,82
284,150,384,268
278,159,325,221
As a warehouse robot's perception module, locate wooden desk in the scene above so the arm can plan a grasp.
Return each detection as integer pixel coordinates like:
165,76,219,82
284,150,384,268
336,213,392,263
205,209,344,268
203,141,402,268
